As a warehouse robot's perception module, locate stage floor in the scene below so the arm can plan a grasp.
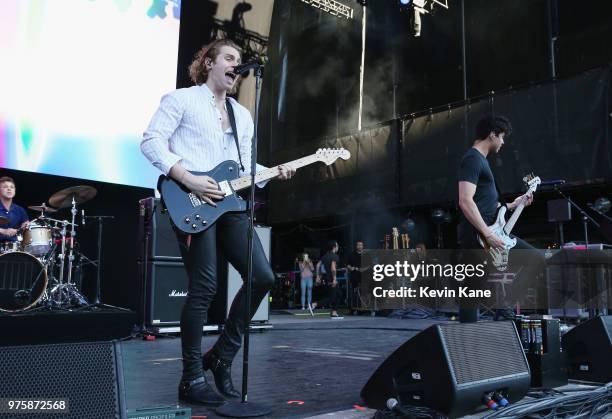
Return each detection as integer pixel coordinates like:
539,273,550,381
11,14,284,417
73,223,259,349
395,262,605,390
122,314,447,418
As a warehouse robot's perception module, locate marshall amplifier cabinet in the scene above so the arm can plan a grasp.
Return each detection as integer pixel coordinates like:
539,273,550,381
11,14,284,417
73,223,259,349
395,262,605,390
139,219,271,327
138,197,182,261
141,260,189,326
140,255,229,327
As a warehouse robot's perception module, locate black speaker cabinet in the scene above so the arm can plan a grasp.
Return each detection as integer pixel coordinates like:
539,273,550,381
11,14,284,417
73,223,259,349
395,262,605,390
142,260,189,326
547,199,572,222
0,341,126,419
138,197,181,260
361,321,530,418
562,315,612,383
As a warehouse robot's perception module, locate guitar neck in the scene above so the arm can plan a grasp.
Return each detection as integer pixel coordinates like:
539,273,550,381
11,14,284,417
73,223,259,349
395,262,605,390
504,201,526,234
229,154,320,192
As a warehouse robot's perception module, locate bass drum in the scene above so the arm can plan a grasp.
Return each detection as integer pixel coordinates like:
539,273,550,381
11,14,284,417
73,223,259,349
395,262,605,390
0,251,47,312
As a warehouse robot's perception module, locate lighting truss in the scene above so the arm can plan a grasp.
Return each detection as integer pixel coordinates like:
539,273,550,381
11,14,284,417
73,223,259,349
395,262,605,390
300,0,354,20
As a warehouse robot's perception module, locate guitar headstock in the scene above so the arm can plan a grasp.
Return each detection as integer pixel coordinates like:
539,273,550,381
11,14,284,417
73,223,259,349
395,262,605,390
523,173,541,193
315,148,351,166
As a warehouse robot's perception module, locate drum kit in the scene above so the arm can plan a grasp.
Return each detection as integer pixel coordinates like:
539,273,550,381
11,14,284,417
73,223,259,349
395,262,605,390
0,186,98,313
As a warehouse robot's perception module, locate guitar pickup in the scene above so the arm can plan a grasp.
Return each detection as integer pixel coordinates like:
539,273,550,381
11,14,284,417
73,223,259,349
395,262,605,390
217,181,233,197
188,193,203,207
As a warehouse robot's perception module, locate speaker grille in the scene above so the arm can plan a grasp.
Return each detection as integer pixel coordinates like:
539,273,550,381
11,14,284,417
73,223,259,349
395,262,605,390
440,322,529,386
0,341,123,419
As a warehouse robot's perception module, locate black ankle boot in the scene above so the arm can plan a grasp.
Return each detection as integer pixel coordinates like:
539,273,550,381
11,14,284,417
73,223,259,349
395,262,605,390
202,351,240,398
178,376,226,406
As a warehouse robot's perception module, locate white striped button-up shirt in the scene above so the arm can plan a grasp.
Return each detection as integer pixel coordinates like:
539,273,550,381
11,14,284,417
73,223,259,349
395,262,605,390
141,83,266,179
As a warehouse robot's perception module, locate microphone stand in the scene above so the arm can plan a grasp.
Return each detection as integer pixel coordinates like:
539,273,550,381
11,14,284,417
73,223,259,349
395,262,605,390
77,215,130,312
554,187,600,248
217,65,271,417
587,203,612,223
554,186,601,319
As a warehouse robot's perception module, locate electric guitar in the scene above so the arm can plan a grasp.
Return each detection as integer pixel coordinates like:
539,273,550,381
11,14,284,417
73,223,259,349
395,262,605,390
477,174,541,271
159,148,351,234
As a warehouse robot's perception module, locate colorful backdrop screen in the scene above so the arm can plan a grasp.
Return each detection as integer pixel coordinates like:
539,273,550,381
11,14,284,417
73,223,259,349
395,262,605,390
0,0,180,188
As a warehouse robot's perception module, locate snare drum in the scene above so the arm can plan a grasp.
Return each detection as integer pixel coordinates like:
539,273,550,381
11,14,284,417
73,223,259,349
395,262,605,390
22,223,52,256
0,251,48,312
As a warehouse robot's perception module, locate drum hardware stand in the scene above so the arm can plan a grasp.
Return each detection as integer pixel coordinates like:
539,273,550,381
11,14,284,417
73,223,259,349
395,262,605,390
49,220,69,306
64,196,88,306
48,199,88,308
22,243,72,313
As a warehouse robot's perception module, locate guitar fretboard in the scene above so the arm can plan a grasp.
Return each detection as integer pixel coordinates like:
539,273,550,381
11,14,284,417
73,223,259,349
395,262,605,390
229,154,321,192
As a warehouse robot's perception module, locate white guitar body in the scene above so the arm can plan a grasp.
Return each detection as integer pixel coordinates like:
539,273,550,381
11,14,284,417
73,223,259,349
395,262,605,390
477,174,541,271
477,206,517,271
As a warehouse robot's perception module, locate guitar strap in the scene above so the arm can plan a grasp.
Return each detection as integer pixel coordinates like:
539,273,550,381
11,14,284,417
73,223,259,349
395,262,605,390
225,98,245,172
492,170,506,207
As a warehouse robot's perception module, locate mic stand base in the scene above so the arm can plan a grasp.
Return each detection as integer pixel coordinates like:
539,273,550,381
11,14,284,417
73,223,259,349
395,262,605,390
216,401,271,418
74,301,132,314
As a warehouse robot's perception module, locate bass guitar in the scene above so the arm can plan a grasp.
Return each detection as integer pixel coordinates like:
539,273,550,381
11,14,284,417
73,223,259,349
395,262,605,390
477,174,541,271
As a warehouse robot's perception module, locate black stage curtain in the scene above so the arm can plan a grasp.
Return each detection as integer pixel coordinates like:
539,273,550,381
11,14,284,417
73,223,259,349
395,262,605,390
268,66,612,223
267,122,399,223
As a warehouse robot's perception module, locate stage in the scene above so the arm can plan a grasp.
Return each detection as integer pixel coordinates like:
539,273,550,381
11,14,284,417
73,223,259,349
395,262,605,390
123,314,444,418
1,1,612,418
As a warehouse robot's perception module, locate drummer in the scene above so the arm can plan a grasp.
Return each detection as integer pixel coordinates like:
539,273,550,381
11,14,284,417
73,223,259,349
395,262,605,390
0,176,29,243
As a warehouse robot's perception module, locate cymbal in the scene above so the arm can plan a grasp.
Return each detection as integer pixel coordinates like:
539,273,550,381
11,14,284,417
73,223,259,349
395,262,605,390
49,185,97,208
28,204,58,213
0,216,8,226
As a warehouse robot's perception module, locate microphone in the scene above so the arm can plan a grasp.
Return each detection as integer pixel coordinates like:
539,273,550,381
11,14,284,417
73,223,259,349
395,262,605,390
540,179,566,186
233,56,268,75
81,210,86,226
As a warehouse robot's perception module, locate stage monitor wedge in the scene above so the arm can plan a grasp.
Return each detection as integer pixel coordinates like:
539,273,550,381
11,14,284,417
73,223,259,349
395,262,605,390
0,340,126,419
562,315,612,384
361,321,530,418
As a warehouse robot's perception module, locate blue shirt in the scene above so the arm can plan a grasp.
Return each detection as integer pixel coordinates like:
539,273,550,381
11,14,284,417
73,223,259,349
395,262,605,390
0,202,29,242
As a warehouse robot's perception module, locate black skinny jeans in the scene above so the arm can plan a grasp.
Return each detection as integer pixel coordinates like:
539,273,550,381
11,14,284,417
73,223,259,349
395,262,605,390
317,274,340,311
176,213,275,381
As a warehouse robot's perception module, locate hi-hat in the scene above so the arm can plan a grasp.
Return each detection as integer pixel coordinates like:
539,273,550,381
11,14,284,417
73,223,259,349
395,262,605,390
28,203,58,213
49,185,97,208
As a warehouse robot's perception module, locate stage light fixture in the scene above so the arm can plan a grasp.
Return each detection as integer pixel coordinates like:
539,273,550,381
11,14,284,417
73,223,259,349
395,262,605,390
401,218,416,232
400,0,451,37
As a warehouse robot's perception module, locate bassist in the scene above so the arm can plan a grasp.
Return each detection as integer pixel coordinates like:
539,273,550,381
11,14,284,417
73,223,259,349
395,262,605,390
141,39,295,406
457,114,541,322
